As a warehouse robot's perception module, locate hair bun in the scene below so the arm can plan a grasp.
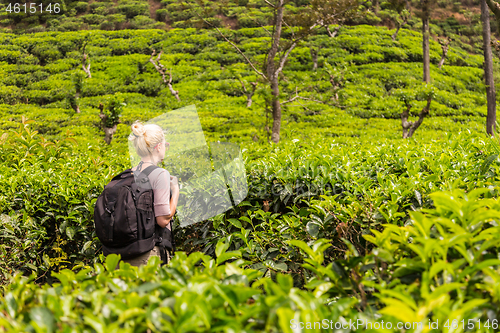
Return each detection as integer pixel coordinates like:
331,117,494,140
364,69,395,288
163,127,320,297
131,121,146,137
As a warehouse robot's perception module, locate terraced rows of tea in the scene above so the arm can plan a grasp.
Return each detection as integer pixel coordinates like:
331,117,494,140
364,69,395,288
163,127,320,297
1,23,500,332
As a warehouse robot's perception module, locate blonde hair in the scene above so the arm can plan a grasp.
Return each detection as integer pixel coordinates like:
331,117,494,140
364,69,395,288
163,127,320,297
130,121,164,158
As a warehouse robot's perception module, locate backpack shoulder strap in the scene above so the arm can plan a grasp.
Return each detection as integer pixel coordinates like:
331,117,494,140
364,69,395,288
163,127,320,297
111,169,134,181
142,165,159,177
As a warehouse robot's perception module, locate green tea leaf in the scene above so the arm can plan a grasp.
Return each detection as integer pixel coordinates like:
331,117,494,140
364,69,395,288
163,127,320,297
105,254,120,272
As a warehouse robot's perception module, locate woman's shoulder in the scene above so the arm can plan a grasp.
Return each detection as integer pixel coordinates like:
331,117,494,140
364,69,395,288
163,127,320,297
149,167,170,180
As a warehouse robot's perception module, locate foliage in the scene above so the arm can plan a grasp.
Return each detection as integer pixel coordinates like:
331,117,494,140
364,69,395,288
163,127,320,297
0,17,498,331
0,118,128,283
0,252,360,332
101,93,126,128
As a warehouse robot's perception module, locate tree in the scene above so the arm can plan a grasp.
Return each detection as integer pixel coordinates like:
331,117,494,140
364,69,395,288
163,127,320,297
383,0,411,41
486,0,500,30
190,0,359,143
82,50,91,78
68,71,85,114
437,37,451,70
68,40,92,114
398,0,435,138
420,0,432,83
398,86,434,139
483,0,497,135
149,50,181,102
236,76,258,108
324,61,347,102
98,94,125,145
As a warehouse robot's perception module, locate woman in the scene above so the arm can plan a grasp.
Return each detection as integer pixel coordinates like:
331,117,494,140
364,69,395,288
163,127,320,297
123,120,180,266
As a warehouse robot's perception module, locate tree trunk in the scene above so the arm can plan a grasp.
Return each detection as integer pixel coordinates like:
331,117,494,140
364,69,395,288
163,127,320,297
486,0,500,20
422,0,431,83
246,82,257,108
438,40,450,70
103,125,118,145
392,26,401,41
326,25,341,38
70,101,80,113
246,95,253,108
310,47,318,71
82,53,91,78
401,97,432,138
270,78,281,144
98,104,118,145
482,0,497,135
150,50,181,102
373,0,380,14
267,0,285,144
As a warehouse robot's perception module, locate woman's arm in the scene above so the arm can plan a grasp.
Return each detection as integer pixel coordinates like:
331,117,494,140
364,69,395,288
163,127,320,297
155,176,180,228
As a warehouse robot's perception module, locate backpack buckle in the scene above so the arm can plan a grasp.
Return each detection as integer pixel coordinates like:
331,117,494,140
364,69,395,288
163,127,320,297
105,208,112,214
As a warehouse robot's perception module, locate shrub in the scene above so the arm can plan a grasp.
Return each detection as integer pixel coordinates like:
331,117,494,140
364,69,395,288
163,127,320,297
0,86,23,104
117,2,149,19
81,14,105,25
156,8,168,22
75,1,88,13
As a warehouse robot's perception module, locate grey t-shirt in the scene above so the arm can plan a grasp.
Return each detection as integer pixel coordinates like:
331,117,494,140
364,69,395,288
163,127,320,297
131,165,172,217
148,168,172,217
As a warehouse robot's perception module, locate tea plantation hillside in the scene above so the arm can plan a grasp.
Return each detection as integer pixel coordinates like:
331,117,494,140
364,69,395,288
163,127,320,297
1,24,500,332
0,0,489,44
0,25,490,144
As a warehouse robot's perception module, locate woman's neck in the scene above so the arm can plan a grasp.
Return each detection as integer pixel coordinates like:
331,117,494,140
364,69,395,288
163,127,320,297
140,159,157,165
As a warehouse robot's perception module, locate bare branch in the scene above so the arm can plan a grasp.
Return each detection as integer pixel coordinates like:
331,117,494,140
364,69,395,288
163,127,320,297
149,50,181,101
237,77,247,93
263,0,276,8
326,25,341,38
282,19,296,39
275,41,297,77
401,97,432,138
215,26,267,80
438,37,451,69
82,53,91,78
486,0,500,18
282,87,330,105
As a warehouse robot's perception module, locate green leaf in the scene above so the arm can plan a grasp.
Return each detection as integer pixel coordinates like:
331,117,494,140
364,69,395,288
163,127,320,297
372,248,394,263
215,239,229,258
30,307,55,333
133,282,162,295
263,260,288,272
4,293,17,318
481,154,498,175
277,308,295,333
277,274,293,293
379,300,418,323
306,221,320,238
227,218,242,228
118,308,146,322
313,282,334,298
216,250,241,265
105,254,120,272
287,240,315,258
82,241,93,253
414,190,422,206
83,313,105,333
66,226,75,240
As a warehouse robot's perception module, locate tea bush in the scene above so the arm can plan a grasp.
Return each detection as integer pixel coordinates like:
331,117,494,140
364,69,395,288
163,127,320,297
0,252,362,332
0,119,129,283
0,20,498,331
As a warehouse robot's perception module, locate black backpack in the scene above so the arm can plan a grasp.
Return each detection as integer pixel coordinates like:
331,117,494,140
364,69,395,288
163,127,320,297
94,165,175,264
